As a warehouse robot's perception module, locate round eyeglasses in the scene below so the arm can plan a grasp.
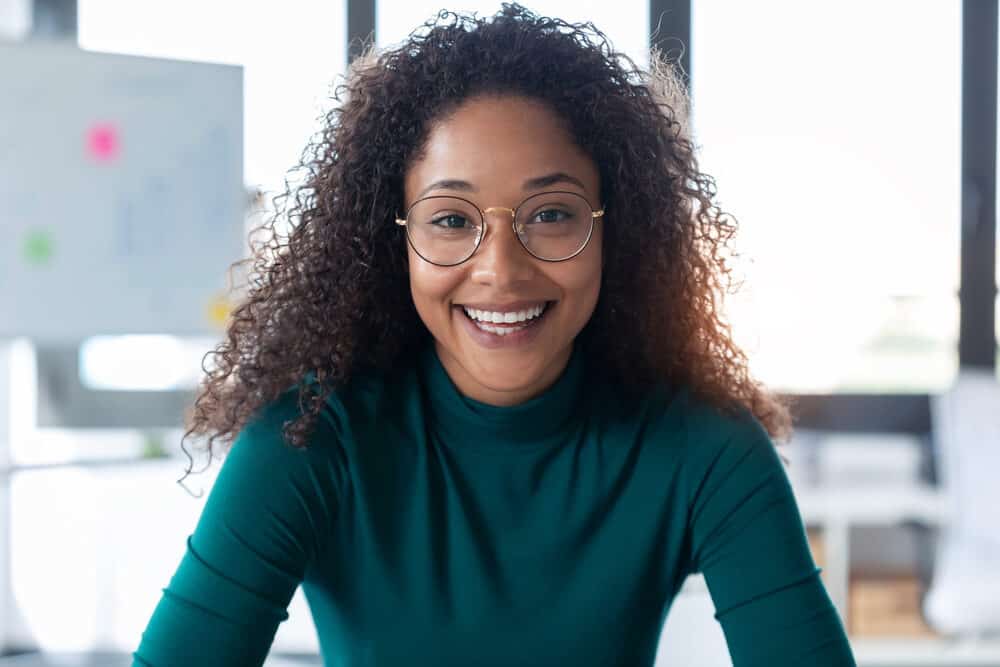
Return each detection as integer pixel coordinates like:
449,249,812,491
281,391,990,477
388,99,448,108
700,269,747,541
395,190,604,267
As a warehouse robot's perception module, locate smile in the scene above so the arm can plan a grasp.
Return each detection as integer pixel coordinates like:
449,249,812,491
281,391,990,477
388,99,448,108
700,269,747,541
462,302,547,325
454,301,555,345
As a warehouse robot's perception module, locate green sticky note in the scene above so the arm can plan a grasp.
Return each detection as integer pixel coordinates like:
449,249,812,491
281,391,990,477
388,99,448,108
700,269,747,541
22,228,55,266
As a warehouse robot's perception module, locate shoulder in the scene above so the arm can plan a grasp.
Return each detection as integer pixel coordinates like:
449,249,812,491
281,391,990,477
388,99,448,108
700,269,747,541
655,386,789,515
288,358,405,428
601,377,769,449
603,379,780,486
298,357,423,456
218,385,353,516
230,378,364,476
199,386,349,569
673,386,773,457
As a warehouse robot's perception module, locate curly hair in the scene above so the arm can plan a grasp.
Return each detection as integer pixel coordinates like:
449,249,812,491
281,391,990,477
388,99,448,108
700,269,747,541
178,3,793,489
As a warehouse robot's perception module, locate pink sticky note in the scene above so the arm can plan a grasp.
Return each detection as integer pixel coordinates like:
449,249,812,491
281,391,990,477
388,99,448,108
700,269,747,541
86,122,121,163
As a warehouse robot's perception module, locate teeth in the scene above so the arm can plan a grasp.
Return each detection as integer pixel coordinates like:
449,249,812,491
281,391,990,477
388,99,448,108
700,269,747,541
476,322,525,336
463,302,546,324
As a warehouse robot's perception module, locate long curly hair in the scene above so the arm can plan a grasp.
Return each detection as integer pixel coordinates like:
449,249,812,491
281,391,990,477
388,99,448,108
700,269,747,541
178,3,793,488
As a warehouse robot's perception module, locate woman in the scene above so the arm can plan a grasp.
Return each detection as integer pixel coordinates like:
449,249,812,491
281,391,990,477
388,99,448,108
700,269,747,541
133,5,856,665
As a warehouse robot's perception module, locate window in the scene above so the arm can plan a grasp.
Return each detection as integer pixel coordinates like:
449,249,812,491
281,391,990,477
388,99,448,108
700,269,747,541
377,1,649,68
691,0,962,393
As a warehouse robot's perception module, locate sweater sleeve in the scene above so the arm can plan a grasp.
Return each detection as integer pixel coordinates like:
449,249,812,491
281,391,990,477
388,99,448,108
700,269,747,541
132,394,346,667
685,412,857,666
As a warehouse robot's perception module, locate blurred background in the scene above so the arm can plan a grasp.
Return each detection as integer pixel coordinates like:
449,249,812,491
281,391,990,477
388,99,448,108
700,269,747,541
0,0,998,665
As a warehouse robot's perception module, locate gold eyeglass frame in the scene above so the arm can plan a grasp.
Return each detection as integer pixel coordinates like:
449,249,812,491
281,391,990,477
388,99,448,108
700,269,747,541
394,190,605,267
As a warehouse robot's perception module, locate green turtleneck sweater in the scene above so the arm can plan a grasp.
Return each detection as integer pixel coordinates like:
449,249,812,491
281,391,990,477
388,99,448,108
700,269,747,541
132,337,856,666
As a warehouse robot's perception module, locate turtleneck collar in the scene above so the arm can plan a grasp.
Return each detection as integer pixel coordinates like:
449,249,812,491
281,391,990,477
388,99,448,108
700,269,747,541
417,337,587,450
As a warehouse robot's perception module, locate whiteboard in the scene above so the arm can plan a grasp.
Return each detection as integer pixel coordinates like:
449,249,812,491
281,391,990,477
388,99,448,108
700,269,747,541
0,42,244,341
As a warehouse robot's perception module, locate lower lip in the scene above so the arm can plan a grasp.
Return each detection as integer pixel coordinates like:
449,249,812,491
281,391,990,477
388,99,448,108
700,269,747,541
456,302,553,349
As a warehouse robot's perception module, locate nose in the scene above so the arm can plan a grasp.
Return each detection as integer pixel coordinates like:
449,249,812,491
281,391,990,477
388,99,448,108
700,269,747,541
469,208,537,288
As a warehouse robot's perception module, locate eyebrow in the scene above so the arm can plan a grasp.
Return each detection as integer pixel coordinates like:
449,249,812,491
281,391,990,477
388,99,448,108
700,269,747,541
416,171,587,199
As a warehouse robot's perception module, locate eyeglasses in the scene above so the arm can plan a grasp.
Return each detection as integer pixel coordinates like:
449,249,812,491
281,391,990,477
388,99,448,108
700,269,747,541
395,190,604,267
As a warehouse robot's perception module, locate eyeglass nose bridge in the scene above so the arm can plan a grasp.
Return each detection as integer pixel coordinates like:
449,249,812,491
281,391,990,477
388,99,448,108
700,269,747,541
482,206,526,235
482,206,516,220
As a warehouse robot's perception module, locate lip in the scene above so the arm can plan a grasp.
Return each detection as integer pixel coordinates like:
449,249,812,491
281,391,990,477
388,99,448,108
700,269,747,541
454,301,553,349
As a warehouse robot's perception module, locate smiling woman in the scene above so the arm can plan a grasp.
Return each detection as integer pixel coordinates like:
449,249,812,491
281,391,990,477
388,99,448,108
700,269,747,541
402,95,603,406
132,4,857,666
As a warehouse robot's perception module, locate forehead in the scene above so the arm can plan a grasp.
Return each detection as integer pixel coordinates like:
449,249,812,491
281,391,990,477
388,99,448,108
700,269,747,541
404,95,599,201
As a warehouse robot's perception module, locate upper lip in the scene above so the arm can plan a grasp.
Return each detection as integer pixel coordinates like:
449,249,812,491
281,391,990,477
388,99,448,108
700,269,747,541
457,300,552,312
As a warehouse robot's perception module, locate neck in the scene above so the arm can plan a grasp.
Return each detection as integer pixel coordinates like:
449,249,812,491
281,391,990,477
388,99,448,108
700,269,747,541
433,340,574,406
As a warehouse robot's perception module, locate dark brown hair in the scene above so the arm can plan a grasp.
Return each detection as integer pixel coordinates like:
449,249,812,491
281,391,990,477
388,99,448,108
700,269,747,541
178,3,792,488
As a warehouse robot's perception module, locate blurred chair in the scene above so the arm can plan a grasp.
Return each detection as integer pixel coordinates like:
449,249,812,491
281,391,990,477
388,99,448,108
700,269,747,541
924,369,1000,636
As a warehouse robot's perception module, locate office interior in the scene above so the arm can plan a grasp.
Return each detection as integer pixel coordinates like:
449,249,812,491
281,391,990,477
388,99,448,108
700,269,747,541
1,0,999,665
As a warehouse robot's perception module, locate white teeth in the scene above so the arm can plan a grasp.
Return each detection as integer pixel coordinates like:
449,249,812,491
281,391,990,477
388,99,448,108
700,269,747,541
477,323,524,336
463,302,547,324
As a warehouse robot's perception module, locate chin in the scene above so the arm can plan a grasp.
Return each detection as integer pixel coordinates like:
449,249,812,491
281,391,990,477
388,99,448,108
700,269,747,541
466,351,547,387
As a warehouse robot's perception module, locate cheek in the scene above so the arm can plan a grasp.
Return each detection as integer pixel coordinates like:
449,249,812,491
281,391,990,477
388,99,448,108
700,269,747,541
570,263,602,319
561,234,603,312
407,249,464,324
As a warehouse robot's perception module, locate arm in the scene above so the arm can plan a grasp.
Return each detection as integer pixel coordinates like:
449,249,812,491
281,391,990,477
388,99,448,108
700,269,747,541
132,394,345,666
686,415,857,666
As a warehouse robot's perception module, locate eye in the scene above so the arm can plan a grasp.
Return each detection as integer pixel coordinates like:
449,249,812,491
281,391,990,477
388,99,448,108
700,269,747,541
429,213,472,229
532,208,572,223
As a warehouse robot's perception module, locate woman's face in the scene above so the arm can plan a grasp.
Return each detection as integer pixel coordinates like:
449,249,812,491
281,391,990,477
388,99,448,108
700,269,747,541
403,94,603,406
